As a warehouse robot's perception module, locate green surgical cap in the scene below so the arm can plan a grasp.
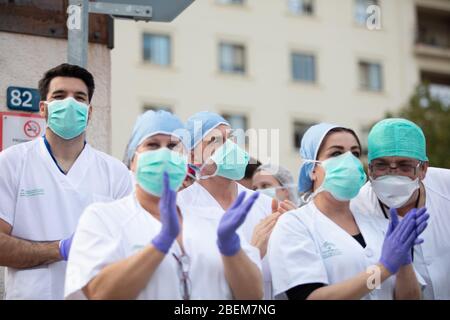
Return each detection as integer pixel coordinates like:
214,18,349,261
368,118,428,163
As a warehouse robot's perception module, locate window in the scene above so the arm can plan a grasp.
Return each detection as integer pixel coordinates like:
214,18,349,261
288,0,314,16
222,113,248,145
217,0,244,5
292,53,316,83
219,42,246,74
421,71,450,107
143,33,171,66
142,105,172,113
354,0,378,25
293,121,315,149
359,61,383,92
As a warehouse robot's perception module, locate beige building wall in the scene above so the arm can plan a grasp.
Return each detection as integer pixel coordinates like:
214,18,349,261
111,0,449,175
0,32,112,153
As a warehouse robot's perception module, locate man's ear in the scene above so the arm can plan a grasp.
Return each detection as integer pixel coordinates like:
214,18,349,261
39,101,48,121
87,105,93,123
419,161,429,181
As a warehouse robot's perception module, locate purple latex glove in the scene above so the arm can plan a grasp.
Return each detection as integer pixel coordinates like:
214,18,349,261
217,191,260,256
388,207,429,265
59,234,74,261
152,172,180,254
379,207,429,274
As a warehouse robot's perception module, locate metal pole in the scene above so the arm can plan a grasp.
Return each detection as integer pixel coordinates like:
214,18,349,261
67,0,89,67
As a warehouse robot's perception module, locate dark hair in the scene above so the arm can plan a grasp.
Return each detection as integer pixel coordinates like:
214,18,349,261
244,158,262,179
38,63,95,102
316,127,362,159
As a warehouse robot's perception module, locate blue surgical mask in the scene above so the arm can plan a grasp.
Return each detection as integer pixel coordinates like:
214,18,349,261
306,151,367,201
195,140,250,181
135,148,188,197
46,97,89,140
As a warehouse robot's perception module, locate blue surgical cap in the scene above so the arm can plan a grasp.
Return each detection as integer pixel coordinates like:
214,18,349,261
185,111,230,150
298,123,339,193
124,110,187,167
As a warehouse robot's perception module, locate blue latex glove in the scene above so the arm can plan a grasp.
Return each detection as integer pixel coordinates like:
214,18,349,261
388,207,429,265
217,191,260,256
152,172,180,254
59,234,74,261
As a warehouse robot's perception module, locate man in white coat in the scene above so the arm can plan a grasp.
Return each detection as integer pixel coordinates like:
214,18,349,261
0,64,132,299
351,118,450,300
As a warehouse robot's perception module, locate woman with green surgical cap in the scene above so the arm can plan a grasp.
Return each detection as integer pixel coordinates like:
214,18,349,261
268,123,429,300
351,118,450,300
64,110,263,300
178,111,281,299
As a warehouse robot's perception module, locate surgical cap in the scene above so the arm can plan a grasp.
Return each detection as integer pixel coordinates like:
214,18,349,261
368,118,428,163
298,123,339,193
256,164,300,205
185,111,230,150
124,110,187,167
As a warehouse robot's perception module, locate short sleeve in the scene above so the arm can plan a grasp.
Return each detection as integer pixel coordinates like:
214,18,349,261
268,211,329,298
64,204,125,299
0,149,20,226
112,166,133,200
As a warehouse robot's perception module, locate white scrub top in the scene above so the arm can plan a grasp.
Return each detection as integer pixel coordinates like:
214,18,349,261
0,138,133,300
64,193,261,300
268,201,416,300
177,182,274,299
351,167,450,300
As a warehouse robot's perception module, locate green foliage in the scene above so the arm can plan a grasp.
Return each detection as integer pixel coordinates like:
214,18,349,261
394,83,450,168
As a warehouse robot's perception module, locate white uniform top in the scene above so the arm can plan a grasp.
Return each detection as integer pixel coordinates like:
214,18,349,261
268,201,422,300
177,182,273,299
351,167,450,299
0,138,133,300
64,193,261,300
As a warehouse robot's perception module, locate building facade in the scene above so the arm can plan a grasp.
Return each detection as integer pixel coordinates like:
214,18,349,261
111,0,450,174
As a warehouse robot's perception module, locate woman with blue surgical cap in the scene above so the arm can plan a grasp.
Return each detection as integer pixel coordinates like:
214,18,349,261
351,118,450,299
64,110,263,300
177,111,285,300
268,123,429,300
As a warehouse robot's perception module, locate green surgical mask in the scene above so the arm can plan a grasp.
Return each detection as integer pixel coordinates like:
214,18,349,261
135,148,188,197
306,151,367,201
198,140,250,181
46,97,89,140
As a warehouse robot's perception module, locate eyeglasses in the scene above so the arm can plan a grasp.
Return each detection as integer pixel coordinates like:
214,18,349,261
369,160,422,176
172,252,192,300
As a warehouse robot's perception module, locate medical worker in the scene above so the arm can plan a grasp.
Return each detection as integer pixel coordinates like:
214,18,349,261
178,111,286,300
0,64,132,299
252,163,300,206
64,110,263,300
351,118,450,300
268,123,429,300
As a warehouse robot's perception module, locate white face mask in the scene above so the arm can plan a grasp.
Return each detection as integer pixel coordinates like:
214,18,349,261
371,175,420,209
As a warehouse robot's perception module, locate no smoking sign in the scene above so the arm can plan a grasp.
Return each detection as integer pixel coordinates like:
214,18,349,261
0,111,46,151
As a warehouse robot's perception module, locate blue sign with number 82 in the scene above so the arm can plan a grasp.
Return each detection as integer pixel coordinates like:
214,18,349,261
7,86,41,112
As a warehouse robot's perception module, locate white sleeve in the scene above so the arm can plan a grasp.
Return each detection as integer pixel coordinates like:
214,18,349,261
112,166,133,200
0,149,20,226
64,204,124,299
268,212,329,298
238,229,262,272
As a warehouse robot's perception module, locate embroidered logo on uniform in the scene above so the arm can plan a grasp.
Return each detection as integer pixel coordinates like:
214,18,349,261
320,241,342,259
19,188,45,197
